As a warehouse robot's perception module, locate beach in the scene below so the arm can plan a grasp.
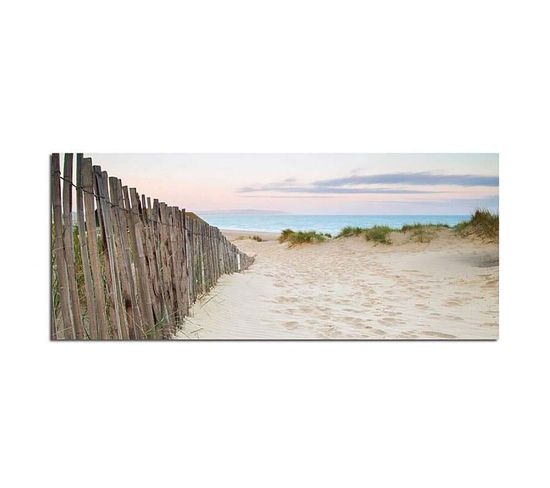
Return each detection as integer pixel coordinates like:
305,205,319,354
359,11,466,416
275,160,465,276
175,229,499,340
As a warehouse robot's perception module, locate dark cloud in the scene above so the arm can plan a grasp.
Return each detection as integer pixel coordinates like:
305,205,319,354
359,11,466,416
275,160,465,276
237,171,498,196
314,172,499,187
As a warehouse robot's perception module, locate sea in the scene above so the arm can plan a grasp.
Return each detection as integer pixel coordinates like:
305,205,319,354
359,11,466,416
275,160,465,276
200,214,469,235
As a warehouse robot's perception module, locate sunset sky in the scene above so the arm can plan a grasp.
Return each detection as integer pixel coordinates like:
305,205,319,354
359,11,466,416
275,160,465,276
87,154,499,215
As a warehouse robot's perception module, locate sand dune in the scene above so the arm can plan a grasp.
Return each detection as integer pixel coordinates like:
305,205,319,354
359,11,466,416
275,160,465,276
175,229,498,340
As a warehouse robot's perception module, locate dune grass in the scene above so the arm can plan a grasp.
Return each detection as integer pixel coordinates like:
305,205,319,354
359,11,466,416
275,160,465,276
337,226,365,238
409,227,436,243
455,209,499,241
279,229,327,246
337,223,450,244
336,225,394,244
364,225,393,244
235,234,264,241
400,223,450,243
281,213,498,248
401,223,450,232
279,228,295,242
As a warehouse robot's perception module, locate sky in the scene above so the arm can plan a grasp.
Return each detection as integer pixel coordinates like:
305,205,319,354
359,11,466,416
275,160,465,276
87,154,499,215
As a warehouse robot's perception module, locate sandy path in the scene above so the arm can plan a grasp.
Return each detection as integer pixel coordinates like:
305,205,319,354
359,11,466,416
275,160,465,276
175,230,498,340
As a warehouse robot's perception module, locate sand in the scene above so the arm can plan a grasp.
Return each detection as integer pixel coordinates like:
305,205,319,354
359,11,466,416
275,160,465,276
175,229,499,340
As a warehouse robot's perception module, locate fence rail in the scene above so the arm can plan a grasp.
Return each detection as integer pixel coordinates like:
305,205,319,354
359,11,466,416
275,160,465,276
50,153,254,340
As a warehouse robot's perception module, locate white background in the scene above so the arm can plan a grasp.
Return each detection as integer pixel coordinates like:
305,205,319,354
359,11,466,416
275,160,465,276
1,1,549,487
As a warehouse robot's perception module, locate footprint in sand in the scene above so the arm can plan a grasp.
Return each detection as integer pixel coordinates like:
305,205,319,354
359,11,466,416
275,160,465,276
275,296,297,304
415,292,430,299
399,332,419,338
343,317,364,327
387,310,402,317
283,321,299,330
445,315,464,321
319,326,337,338
370,328,386,336
355,324,374,330
421,331,457,339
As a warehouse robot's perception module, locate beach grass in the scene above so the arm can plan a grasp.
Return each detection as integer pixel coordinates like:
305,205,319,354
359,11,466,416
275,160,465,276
279,229,327,246
337,226,365,238
455,209,499,241
336,225,395,244
235,234,264,241
364,225,393,244
401,223,450,232
409,226,436,243
279,228,295,242
280,213,498,248
337,225,394,243
400,223,450,243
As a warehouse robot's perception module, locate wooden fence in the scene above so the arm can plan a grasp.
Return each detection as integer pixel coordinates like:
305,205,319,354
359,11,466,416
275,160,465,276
50,153,254,340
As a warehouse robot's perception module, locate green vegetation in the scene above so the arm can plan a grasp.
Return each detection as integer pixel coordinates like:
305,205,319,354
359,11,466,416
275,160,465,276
278,229,327,246
337,226,365,238
281,213,499,248
251,235,263,242
409,227,436,243
364,225,393,244
401,223,450,232
400,223,449,243
336,225,393,244
336,222,452,244
337,225,395,243
279,228,295,243
455,209,499,241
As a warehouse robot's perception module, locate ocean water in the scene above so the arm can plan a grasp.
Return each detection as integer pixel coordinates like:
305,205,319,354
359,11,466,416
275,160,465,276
200,214,469,235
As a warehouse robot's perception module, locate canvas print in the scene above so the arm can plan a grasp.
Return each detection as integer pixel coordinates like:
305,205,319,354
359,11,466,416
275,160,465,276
50,153,499,340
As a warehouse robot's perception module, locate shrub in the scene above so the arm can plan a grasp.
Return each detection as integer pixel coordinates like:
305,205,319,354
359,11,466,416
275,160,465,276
251,235,263,242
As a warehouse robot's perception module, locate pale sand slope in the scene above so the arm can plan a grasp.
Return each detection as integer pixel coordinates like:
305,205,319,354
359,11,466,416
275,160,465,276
175,229,498,340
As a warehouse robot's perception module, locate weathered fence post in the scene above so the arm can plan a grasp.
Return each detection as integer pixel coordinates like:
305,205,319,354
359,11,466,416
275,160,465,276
52,155,254,340
81,158,109,339
62,154,85,339
51,154,72,339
